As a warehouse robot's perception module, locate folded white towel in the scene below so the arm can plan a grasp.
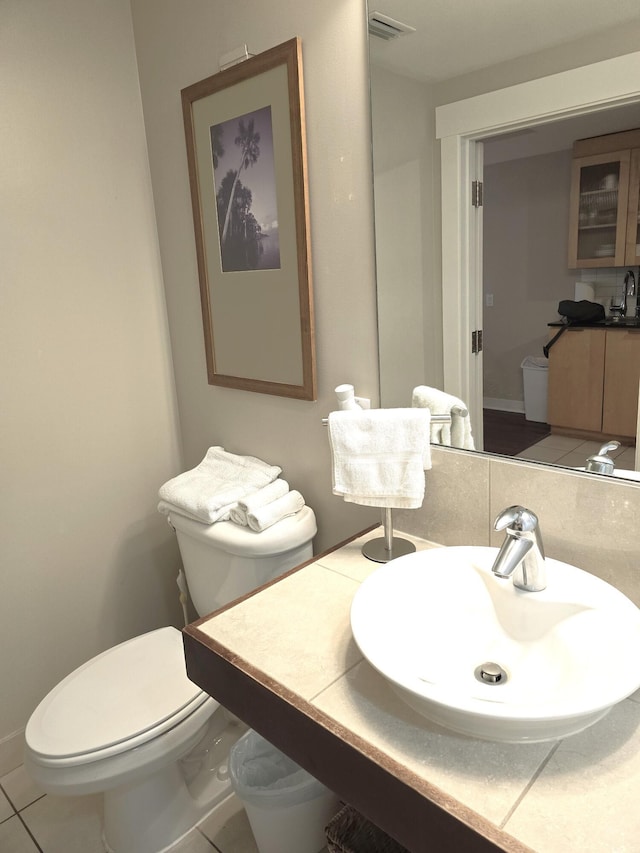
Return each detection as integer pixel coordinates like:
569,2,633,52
247,490,305,532
328,408,431,509
158,446,281,524
229,478,290,526
157,498,236,524
411,386,474,450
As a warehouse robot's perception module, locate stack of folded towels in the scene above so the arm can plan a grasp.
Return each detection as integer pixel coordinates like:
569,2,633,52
158,446,306,532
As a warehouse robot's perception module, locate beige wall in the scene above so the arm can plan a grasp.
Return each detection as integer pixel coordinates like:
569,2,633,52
130,0,380,555
371,65,443,407
483,149,580,405
1,0,185,748
4,0,639,772
2,0,379,756
434,17,640,106
396,447,640,611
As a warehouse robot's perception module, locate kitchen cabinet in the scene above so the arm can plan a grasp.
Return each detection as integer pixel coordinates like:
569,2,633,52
547,326,640,440
568,129,640,268
603,327,640,436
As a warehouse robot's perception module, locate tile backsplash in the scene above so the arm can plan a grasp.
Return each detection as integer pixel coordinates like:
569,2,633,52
395,446,640,607
577,266,639,316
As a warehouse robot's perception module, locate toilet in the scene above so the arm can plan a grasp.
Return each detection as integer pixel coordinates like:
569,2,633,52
24,506,316,853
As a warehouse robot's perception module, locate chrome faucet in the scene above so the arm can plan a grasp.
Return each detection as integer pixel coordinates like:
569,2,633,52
622,269,636,318
491,506,546,592
585,440,620,474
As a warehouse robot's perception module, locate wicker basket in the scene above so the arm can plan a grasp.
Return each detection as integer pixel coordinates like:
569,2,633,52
325,804,409,853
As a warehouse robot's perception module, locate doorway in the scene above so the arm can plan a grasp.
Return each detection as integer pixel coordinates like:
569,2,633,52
437,51,640,453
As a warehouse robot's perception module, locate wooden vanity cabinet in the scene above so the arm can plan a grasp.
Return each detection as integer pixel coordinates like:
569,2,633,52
568,129,640,269
547,327,640,440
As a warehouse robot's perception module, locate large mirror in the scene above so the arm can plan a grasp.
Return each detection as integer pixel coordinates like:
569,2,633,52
369,0,640,479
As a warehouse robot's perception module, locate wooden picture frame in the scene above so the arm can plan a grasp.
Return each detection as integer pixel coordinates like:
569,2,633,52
181,38,316,400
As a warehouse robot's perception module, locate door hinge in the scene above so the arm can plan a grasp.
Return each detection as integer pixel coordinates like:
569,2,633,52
472,329,483,354
472,180,483,207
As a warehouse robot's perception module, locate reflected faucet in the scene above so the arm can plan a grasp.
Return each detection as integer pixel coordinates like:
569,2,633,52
491,506,546,592
623,269,636,318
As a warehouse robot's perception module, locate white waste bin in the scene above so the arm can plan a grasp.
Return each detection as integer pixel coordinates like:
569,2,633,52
229,729,339,853
521,356,549,423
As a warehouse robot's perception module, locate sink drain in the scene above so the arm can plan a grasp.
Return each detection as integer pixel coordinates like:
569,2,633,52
474,662,508,685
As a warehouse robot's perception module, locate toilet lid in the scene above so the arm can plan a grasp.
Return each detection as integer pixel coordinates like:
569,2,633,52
26,627,208,760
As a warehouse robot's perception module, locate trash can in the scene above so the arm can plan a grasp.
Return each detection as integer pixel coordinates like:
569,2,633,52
229,728,340,853
521,356,549,423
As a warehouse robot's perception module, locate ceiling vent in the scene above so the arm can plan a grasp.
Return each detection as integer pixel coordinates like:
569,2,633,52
368,11,416,41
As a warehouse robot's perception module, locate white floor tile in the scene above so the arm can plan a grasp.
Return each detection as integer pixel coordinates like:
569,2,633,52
615,448,637,469
198,793,258,853
516,444,565,463
552,450,591,468
21,793,104,853
170,827,218,852
533,435,583,451
0,815,40,853
2,765,44,812
0,786,14,822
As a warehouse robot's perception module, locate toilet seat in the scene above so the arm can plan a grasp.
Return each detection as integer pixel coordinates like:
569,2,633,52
26,627,208,767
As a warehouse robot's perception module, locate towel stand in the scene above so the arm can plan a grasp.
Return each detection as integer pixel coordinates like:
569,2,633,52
361,508,416,563
322,413,450,563
321,413,452,426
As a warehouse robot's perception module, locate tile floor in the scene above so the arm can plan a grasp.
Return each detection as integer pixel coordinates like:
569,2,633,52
516,433,637,470
0,762,259,853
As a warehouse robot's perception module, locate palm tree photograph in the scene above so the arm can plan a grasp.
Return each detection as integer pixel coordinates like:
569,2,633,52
211,105,281,272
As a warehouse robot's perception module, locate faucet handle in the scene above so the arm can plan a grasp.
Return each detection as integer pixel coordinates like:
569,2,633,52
494,505,539,533
597,441,620,456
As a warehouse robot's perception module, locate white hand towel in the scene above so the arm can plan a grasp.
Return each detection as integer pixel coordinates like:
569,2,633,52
158,446,281,524
411,386,474,450
247,490,305,532
229,479,290,526
157,498,236,524
328,408,431,509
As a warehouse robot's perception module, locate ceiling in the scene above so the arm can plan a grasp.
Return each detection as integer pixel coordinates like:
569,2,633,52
368,0,640,162
368,0,640,83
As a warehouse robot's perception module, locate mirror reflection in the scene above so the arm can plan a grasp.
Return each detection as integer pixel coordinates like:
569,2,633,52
368,0,640,480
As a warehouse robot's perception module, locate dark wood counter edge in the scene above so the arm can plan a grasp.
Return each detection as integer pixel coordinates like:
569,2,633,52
183,632,532,853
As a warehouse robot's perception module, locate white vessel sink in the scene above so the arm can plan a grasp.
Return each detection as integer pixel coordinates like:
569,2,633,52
351,546,640,742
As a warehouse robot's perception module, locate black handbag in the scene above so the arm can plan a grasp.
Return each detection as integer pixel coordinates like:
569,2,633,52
543,300,605,358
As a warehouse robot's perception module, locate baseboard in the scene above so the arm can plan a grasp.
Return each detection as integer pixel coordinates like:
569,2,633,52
0,729,24,776
483,397,525,414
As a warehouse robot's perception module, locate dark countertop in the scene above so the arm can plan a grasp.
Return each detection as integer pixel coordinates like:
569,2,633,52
548,319,640,328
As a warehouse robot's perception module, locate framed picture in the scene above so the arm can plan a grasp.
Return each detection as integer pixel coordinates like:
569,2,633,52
181,38,316,400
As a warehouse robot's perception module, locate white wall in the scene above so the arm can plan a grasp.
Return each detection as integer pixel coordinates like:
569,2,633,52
371,65,443,407
483,149,580,404
1,0,380,755
1,0,185,749
130,0,380,554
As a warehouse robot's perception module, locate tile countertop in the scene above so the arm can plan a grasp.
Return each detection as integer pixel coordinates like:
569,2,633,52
183,527,640,853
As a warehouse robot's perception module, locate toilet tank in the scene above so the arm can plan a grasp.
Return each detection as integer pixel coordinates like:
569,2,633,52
168,506,317,617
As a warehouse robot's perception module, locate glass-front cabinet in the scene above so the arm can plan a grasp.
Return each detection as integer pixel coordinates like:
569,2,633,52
627,148,640,267
568,129,640,269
